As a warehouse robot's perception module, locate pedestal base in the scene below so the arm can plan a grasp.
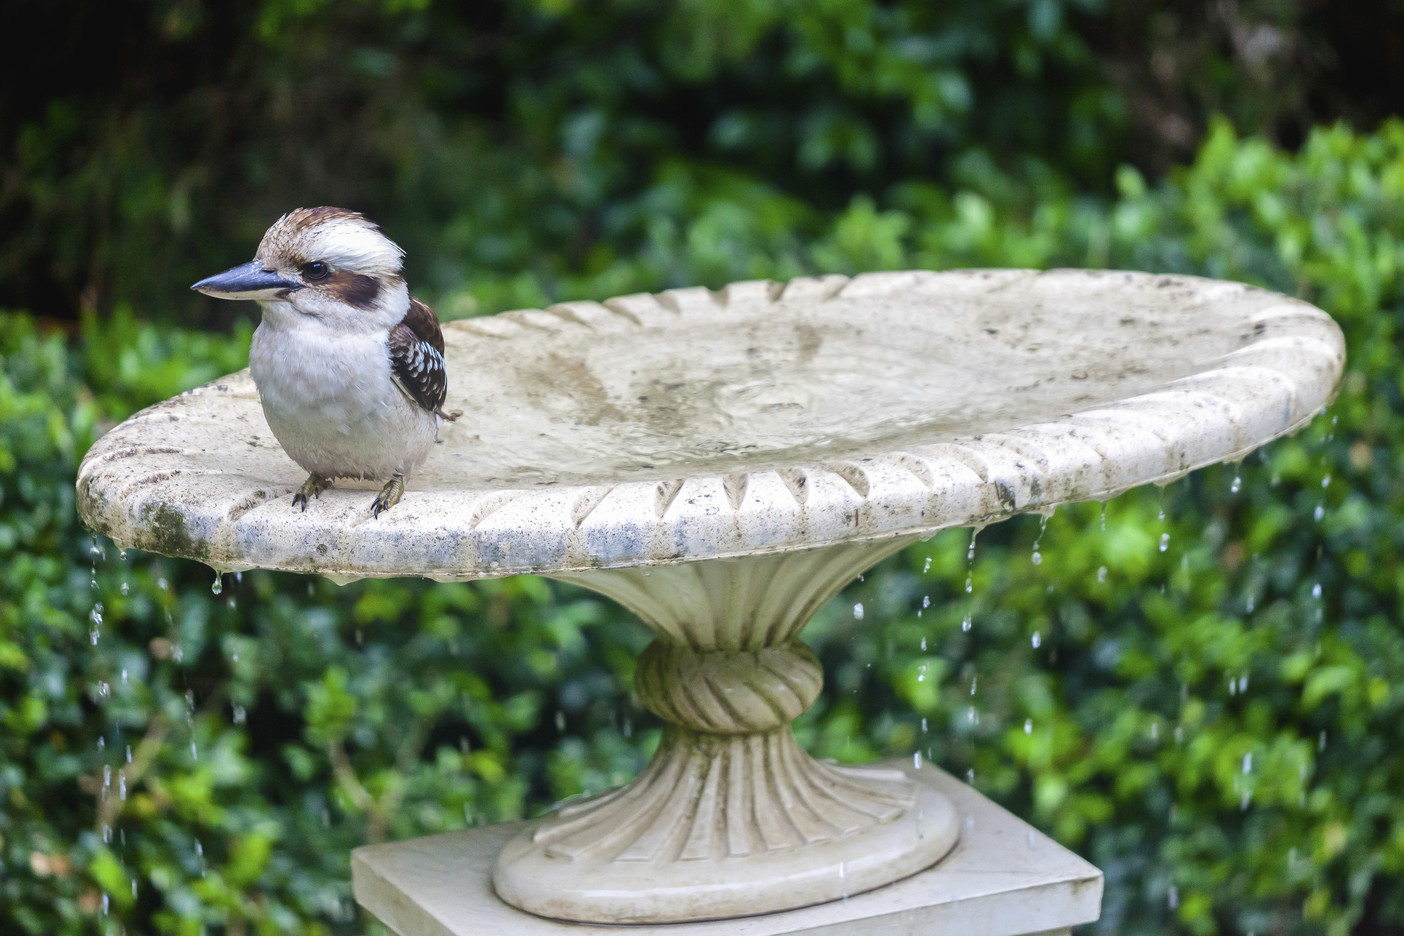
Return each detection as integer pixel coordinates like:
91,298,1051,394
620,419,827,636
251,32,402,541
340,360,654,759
353,762,1103,936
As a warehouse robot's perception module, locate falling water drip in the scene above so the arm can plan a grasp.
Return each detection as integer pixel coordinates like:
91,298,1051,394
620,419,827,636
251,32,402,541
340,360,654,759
1159,532,1170,553
922,556,931,574
1313,502,1324,522
211,571,223,596
1097,566,1107,583
852,603,864,620
1099,502,1107,531
921,717,928,733
919,637,927,651
1311,582,1322,599
913,751,922,770
1242,752,1252,773
1024,719,1032,735
1030,513,1048,566
916,664,927,682
965,526,980,589
1031,631,1041,649
1230,474,1241,493
961,614,972,632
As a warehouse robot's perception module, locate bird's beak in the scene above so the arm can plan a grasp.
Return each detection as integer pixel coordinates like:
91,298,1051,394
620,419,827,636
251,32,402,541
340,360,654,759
191,260,302,300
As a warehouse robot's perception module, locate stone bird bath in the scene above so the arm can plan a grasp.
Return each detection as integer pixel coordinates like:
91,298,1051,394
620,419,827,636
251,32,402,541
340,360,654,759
77,269,1344,932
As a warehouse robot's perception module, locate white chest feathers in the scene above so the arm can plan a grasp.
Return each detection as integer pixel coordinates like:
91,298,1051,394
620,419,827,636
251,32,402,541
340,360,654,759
249,318,440,480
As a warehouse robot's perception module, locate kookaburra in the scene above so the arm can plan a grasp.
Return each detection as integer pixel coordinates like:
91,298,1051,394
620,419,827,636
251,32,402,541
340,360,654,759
192,207,455,517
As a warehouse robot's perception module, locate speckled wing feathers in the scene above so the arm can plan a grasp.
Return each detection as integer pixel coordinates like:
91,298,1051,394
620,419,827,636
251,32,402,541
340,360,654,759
388,296,450,417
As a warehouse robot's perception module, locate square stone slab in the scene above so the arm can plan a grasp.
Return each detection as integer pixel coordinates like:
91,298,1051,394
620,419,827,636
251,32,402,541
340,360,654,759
352,762,1102,936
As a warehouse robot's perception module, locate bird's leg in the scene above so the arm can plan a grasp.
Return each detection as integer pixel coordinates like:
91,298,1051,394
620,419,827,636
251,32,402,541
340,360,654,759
292,473,332,511
370,474,405,518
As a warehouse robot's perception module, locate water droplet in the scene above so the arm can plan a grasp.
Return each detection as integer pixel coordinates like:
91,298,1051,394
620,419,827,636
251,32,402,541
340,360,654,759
103,765,111,787
919,636,927,651
961,614,972,632
1031,631,1041,649
1159,532,1170,552
922,595,930,609
921,717,928,732
1243,753,1252,773
119,581,129,595
1318,730,1327,751
1321,475,1331,488
913,751,922,769
1231,475,1241,493
1097,566,1107,583
102,893,109,915
969,676,977,695
1313,503,1325,522
191,740,198,760
1240,790,1252,810
1311,583,1322,599
1150,721,1159,740
852,603,864,620
1099,502,1107,530
232,704,247,725
211,571,223,596
1168,885,1179,910
118,548,128,561
922,557,931,574
1246,594,1255,613
119,773,127,800
1031,550,1042,566
1024,719,1032,735
917,664,927,682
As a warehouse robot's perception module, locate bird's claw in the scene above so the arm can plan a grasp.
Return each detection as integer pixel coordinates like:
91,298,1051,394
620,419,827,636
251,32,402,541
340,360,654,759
292,474,331,511
371,475,405,518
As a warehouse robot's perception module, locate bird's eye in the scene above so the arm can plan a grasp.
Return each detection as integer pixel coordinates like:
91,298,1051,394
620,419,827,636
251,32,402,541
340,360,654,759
303,260,330,280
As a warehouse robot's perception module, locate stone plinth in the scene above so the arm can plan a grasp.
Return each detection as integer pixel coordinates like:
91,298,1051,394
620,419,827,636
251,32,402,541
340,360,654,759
353,764,1102,936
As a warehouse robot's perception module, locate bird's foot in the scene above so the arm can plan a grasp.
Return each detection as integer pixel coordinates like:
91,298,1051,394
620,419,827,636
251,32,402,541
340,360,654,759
370,475,405,518
292,474,332,511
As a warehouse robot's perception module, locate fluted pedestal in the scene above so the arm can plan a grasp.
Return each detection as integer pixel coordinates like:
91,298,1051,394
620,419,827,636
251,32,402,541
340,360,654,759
491,536,958,924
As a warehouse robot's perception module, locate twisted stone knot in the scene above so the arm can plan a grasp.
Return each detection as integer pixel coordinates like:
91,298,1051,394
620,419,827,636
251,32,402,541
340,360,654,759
634,639,822,735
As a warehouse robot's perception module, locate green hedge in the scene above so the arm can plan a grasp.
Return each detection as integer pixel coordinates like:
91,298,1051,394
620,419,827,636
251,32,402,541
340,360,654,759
4,119,1404,934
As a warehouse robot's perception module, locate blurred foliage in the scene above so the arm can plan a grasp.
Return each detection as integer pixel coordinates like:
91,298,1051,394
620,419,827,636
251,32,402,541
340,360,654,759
4,2,1404,935
6,0,1402,323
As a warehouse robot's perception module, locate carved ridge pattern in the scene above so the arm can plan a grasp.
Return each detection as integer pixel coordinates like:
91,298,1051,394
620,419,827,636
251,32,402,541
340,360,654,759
530,728,915,863
634,640,822,734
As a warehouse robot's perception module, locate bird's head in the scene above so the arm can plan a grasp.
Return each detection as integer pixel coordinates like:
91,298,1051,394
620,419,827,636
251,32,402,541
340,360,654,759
191,207,409,332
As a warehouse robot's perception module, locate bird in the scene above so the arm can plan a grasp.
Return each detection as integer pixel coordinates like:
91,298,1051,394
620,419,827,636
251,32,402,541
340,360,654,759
191,207,456,517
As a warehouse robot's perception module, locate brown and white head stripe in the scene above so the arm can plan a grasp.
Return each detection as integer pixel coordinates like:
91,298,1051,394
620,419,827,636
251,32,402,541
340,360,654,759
248,207,411,325
388,296,453,419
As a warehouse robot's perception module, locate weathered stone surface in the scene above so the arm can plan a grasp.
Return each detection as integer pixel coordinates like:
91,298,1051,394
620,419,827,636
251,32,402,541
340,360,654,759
77,269,1345,581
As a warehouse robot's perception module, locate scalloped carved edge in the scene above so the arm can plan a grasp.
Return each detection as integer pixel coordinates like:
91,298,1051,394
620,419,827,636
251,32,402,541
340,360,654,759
75,269,1346,579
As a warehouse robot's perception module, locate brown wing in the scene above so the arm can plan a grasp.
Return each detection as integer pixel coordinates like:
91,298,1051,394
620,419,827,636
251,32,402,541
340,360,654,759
388,297,451,417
